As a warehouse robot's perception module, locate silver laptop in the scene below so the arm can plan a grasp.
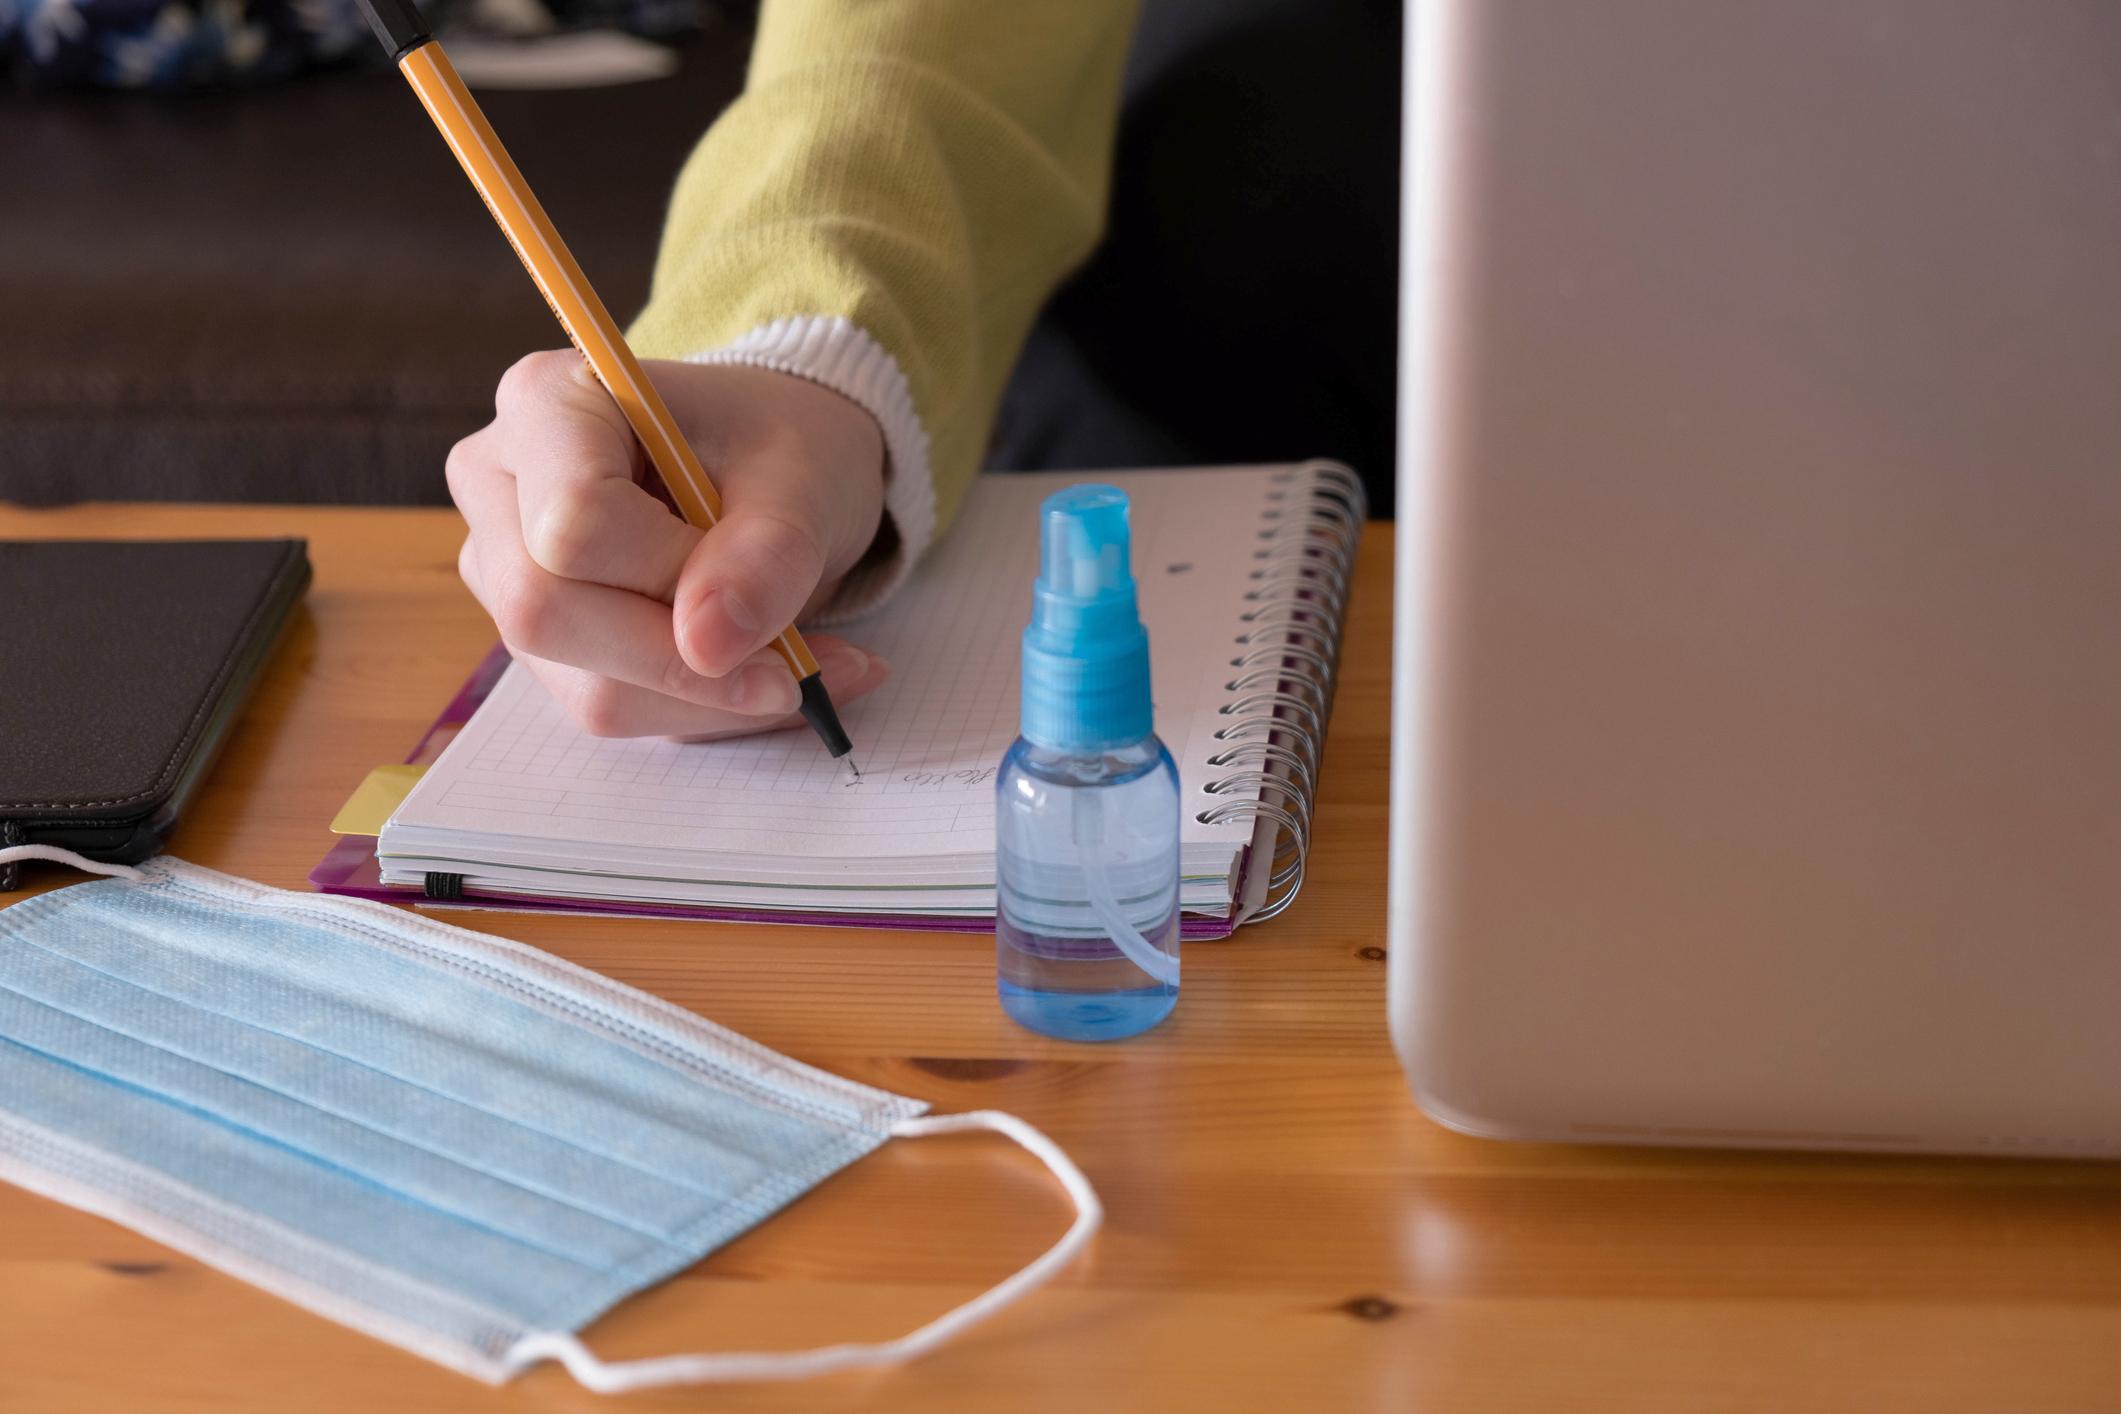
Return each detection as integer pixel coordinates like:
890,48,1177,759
1388,0,2121,1158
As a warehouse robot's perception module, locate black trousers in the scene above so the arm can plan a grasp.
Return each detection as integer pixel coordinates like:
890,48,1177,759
990,0,1402,516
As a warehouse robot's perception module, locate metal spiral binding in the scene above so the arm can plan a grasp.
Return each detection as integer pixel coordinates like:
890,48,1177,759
1198,461,1365,922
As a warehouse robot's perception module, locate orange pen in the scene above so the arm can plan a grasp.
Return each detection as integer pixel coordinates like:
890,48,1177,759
356,0,857,769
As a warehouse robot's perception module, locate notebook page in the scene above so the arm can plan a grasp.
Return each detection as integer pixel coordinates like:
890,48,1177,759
385,467,1276,870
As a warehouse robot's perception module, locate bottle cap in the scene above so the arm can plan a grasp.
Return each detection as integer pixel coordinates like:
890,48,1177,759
1020,484,1154,752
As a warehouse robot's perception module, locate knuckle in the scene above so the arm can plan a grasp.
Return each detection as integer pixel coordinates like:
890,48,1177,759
570,679,632,738
490,566,559,655
740,507,828,583
524,482,602,578
443,435,485,500
495,350,576,415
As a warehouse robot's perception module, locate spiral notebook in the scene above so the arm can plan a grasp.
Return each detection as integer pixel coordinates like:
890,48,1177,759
357,462,1362,936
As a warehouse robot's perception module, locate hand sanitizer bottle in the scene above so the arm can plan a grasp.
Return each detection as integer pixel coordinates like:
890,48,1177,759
996,485,1181,1041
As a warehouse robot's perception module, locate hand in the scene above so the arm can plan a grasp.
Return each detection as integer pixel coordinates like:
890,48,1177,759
448,353,891,738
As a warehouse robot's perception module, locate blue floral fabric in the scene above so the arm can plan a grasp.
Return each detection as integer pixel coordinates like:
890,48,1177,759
0,0,707,90
2,0,370,87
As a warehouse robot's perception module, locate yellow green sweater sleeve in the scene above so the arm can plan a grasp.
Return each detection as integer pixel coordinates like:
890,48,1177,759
626,0,1143,617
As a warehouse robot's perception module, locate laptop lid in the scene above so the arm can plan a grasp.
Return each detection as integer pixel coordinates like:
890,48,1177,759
1389,0,2121,1156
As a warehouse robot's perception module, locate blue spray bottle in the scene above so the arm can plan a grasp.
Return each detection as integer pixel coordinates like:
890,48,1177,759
995,485,1182,1042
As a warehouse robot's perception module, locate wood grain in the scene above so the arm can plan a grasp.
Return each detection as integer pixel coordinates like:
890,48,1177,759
3,502,2120,1413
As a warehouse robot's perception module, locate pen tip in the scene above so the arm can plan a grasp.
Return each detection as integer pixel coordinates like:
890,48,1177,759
847,758,863,780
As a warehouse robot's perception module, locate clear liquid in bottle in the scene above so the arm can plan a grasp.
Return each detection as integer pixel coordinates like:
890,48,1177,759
996,735,1180,1041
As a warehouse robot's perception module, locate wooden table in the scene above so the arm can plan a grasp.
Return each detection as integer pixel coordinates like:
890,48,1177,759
4,504,2120,1414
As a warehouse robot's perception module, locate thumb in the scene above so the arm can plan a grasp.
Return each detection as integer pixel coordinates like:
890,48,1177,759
672,501,831,679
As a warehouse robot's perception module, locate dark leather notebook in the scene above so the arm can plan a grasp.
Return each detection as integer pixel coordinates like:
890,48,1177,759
1,539,310,888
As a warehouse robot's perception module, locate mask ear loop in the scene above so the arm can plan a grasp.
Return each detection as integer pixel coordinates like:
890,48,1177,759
505,1109,1102,1391
0,845,147,882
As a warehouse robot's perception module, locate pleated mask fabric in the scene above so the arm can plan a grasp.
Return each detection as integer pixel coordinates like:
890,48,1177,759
0,848,1098,1391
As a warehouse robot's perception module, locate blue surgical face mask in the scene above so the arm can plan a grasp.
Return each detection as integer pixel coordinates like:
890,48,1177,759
0,849,1097,1392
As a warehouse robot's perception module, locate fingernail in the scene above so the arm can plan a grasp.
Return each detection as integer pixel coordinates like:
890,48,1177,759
820,644,870,682
735,663,801,716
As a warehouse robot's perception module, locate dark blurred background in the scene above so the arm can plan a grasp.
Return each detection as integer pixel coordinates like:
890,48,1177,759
1,0,1398,511
1,8,751,505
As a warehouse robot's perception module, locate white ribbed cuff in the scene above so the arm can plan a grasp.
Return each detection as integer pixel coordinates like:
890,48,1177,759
682,316,935,623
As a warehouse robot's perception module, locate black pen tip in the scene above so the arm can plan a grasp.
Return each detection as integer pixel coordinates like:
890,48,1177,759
795,672,854,760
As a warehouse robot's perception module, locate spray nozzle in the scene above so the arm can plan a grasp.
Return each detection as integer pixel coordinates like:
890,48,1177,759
1039,485,1133,602
1020,485,1154,753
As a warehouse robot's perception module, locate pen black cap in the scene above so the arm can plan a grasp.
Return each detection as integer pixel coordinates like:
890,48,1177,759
356,0,431,59
796,672,854,760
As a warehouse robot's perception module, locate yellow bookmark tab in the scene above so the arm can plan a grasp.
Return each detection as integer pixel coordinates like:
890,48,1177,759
329,764,428,836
